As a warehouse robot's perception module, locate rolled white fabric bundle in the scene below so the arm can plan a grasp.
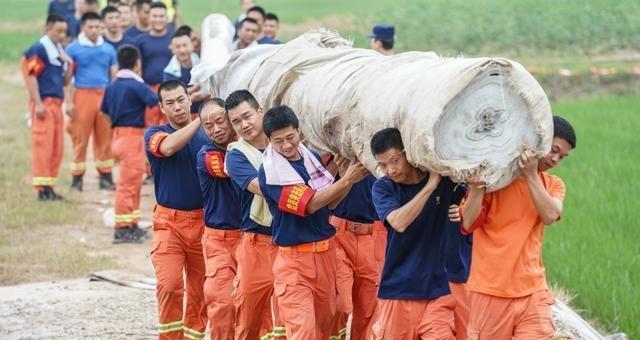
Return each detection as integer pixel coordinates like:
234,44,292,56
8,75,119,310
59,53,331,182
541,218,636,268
208,29,552,192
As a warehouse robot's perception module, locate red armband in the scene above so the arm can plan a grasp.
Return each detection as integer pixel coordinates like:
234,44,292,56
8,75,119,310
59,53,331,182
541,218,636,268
205,151,229,178
148,131,170,158
26,56,45,77
278,184,315,217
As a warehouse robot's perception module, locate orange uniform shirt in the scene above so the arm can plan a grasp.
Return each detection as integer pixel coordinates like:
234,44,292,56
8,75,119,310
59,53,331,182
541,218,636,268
464,172,565,298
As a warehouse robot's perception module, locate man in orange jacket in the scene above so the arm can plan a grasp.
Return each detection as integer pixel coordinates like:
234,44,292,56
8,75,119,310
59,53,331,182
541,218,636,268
23,14,73,200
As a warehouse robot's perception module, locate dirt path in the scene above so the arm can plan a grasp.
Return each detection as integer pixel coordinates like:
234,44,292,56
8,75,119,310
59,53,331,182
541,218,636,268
0,279,157,339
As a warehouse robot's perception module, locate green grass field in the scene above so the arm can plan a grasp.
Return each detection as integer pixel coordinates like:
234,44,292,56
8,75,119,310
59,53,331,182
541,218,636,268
0,0,638,337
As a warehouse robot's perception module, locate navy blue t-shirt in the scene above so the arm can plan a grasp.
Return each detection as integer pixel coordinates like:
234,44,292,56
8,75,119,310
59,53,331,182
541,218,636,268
258,155,336,246
197,142,242,230
100,77,157,128
67,15,80,39
163,66,201,113
331,174,378,223
372,175,458,300
225,148,272,235
23,42,66,99
145,124,207,210
103,35,133,52
48,0,75,18
444,184,472,283
124,25,147,41
135,31,173,85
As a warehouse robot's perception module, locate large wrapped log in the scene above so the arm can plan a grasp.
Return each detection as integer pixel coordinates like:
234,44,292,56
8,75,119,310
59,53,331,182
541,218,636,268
205,28,552,192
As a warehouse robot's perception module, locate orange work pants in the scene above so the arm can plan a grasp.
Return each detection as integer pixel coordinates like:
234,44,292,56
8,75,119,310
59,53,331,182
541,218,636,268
112,127,145,227
30,98,64,189
273,238,337,340
202,228,241,340
67,88,113,175
151,204,207,340
145,84,168,127
449,282,469,340
373,295,456,340
233,232,283,340
467,289,555,340
331,216,387,340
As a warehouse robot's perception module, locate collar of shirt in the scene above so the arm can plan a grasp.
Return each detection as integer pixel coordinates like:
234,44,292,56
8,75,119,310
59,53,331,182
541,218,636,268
77,33,105,47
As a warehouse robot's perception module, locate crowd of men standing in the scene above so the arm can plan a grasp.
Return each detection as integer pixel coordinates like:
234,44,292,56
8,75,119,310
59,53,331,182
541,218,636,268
22,0,577,339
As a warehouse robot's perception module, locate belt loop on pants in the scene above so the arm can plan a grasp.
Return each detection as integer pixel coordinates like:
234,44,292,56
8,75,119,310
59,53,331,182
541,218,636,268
204,227,242,239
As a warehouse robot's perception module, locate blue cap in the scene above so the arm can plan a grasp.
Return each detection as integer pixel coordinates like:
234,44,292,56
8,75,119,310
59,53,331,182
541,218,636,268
369,24,395,41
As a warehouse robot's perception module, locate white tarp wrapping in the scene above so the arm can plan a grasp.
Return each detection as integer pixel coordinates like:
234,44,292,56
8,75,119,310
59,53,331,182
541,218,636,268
208,29,552,192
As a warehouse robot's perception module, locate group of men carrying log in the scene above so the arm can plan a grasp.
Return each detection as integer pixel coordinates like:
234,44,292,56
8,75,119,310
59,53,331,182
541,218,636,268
142,80,575,340
22,6,577,339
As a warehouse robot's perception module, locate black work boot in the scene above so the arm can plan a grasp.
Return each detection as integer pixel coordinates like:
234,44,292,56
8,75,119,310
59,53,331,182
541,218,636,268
99,172,116,191
70,175,83,192
44,186,64,201
130,223,150,239
37,189,49,201
113,227,144,244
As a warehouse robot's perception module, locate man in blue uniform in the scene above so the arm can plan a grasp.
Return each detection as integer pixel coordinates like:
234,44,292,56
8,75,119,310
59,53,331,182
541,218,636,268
135,1,173,126
65,11,118,191
145,80,207,340
370,127,458,339
101,5,132,51
224,90,283,339
125,0,151,40
257,105,369,339
23,14,73,200
196,98,241,339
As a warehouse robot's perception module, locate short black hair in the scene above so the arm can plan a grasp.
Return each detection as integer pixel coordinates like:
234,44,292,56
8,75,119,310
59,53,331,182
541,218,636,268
85,0,99,5
225,90,259,112
553,115,577,148
198,97,226,120
263,105,299,138
171,28,191,40
247,6,266,20
81,12,102,25
371,128,404,156
101,5,119,19
239,17,259,29
46,14,67,26
265,13,279,22
117,44,140,70
158,79,188,103
150,2,167,11
176,25,193,36
376,39,394,50
135,0,152,9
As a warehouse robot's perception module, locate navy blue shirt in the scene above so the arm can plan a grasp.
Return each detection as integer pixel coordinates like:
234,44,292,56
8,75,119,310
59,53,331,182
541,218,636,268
257,36,281,45
197,142,242,229
372,175,458,300
103,35,133,52
124,26,148,41
48,0,75,18
101,77,158,128
23,42,66,99
67,15,81,39
225,148,272,235
258,155,336,246
145,124,207,210
444,184,472,283
331,174,378,223
135,31,173,85
163,66,201,113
